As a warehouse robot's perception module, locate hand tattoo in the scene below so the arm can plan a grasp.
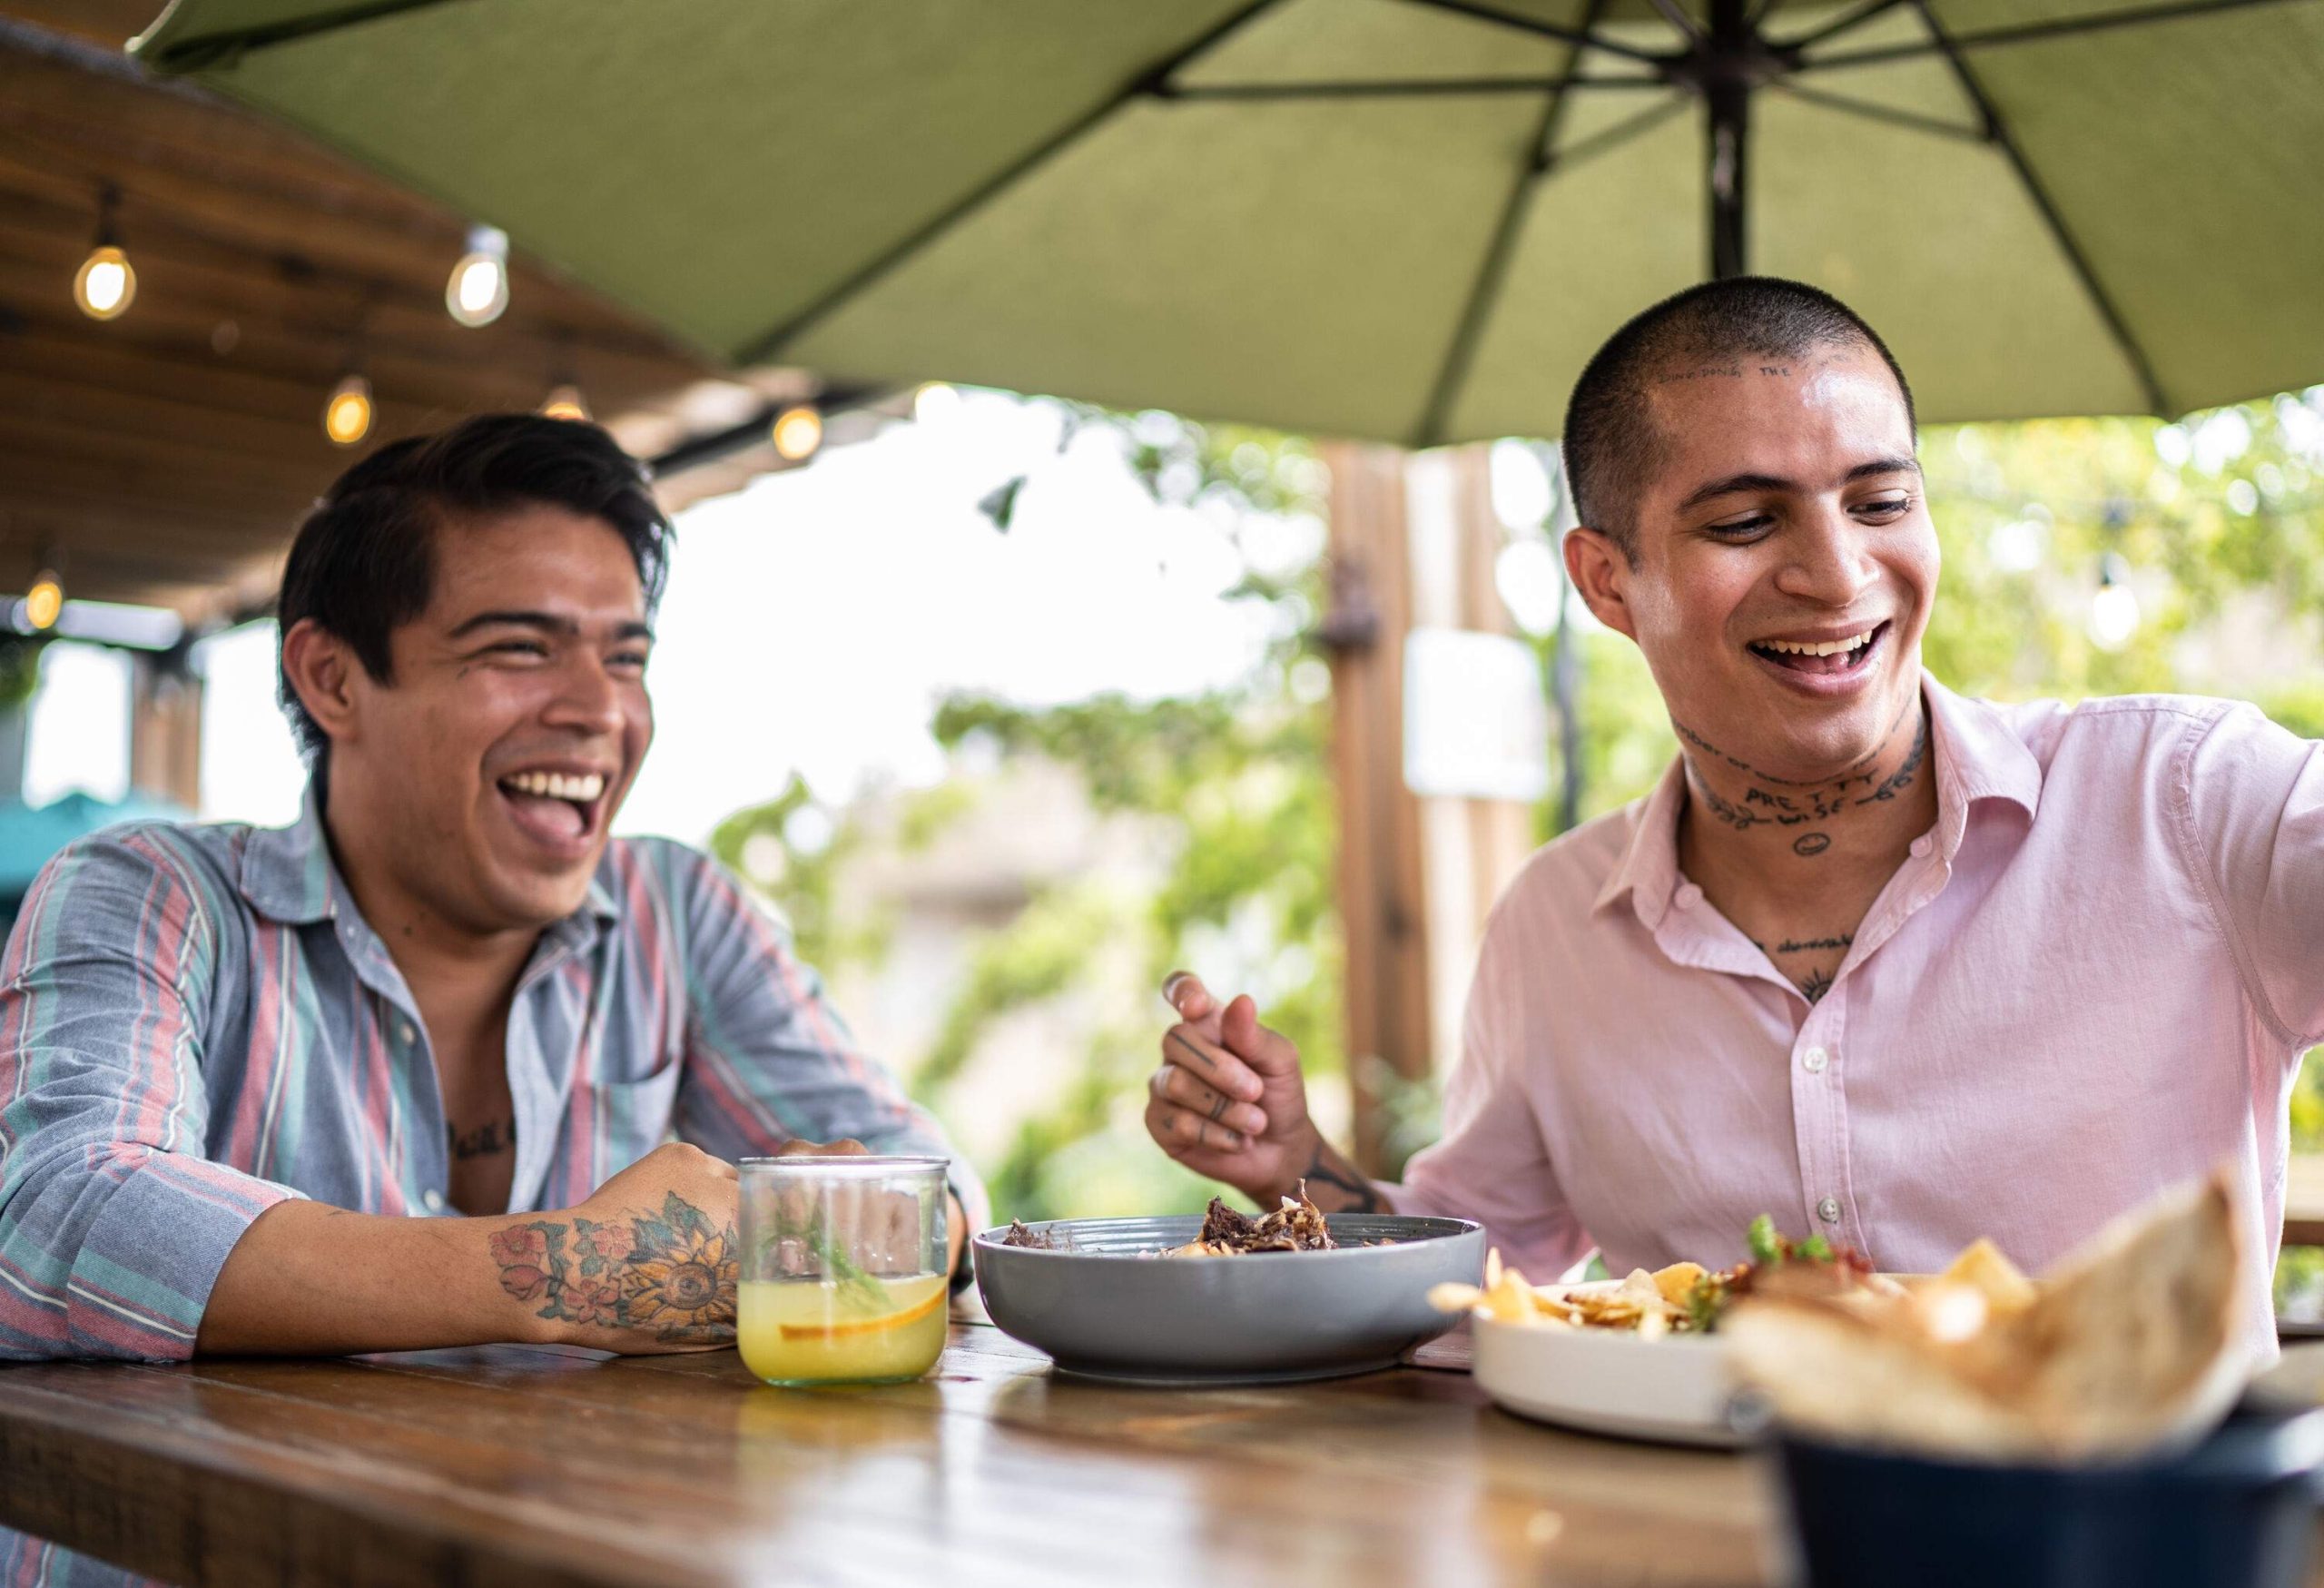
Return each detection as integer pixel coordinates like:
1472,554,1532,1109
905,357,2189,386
1301,1144,1383,1214
488,1191,737,1343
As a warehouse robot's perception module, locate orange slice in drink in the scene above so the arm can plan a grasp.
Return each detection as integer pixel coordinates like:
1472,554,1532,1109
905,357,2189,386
776,1284,947,1341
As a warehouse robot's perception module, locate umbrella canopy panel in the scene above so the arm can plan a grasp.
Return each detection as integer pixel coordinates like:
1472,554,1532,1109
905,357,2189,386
134,0,2324,445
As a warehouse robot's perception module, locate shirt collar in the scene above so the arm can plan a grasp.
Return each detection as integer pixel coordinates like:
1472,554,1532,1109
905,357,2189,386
239,783,621,928
1921,672,2043,858
1590,671,2043,922
1591,755,1689,928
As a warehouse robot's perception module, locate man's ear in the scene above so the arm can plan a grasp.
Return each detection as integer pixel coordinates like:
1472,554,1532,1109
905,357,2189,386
280,618,362,751
1563,526,1640,642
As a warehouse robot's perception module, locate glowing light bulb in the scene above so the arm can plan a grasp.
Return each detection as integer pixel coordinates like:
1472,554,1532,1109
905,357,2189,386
74,244,135,320
912,381,960,424
772,405,823,461
445,225,510,327
23,572,63,631
539,384,591,422
323,374,374,447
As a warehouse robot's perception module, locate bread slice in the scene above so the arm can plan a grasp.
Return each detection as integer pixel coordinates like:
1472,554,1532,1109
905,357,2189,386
1723,1170,2249,1463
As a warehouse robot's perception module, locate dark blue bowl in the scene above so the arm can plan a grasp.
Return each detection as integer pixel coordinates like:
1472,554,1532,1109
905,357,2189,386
1768,1408,2324,1588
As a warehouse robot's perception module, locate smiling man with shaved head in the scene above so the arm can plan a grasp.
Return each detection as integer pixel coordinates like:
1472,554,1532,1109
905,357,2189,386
1149,278,2323,1357
0,415,982,1398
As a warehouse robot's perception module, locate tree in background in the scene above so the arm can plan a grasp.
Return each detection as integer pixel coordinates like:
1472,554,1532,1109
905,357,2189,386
714,390,2324,1245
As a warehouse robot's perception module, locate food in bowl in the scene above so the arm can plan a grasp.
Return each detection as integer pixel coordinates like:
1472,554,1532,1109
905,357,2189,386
1430,1213,1905,1338
999,1184,1344,1258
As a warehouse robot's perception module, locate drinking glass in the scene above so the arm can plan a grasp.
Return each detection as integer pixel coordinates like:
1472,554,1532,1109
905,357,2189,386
736,1155,950,1386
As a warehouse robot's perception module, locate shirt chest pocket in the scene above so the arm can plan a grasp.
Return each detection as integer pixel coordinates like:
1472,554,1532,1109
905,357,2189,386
586,1062,683,1161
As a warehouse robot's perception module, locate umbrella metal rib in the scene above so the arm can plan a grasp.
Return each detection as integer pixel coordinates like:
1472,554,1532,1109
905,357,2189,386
1413,0,1615,449
1902,0,2172,415
731,0,1292,368
1794,0,2315,72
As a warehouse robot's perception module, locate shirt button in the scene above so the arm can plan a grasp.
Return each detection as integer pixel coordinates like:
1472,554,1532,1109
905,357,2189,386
399,1021,418,1047
1674,883,1703,909
421,1189,446,1214
1909,835,1933,858
1803,1046,1829,1073
1817,1196,1841,1225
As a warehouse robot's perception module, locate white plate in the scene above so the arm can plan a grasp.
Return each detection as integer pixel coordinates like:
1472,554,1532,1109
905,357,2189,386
1472,1301,1741,1449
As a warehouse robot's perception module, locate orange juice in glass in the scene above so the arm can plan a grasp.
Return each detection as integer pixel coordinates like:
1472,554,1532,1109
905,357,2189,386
737,1156,950,1386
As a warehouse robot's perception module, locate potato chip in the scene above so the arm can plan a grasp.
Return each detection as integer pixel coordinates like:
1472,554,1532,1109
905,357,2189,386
1651,1262,1709,1308
1939,1237,2037,1318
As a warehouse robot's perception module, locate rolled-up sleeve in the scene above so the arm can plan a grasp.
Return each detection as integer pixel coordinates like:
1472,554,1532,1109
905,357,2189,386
655,843,990,1235
2180,705,2324,1050
0,832,300,1361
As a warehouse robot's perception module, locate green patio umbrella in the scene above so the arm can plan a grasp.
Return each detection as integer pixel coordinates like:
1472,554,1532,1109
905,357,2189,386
132,0,2324,442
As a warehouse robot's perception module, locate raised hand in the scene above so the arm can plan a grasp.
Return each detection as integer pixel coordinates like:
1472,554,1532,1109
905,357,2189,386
1146,972,1375,1211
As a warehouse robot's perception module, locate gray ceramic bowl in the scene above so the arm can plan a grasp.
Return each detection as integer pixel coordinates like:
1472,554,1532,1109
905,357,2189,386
972,1213,1483,1386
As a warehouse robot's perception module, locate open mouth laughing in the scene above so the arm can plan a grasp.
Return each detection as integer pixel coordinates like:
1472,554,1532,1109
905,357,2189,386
494,765,613,857
1746,620,1892,693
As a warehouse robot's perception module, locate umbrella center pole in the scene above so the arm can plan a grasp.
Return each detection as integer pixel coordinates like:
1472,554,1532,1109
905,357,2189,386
1662,0,1787,280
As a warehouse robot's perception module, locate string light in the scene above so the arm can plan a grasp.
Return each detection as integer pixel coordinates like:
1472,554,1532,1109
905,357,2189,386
538,383,591,422
445,224,510,327
912,381,960,424
323,372,374,447
772,405,823,461
23,570,63,632
2088,551,2141,651
73,187,135,321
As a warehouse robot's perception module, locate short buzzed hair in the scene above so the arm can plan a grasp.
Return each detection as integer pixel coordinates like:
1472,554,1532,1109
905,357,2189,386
1562,277,1915,560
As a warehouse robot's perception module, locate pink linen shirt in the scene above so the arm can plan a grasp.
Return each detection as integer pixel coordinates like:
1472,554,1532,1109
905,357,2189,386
1387,676,2323,1350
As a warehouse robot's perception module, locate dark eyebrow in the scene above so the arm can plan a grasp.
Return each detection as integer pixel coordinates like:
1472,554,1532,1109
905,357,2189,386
448,610,572,639
1677,472,1795,513
448,611,655,645
1677,456,1922,515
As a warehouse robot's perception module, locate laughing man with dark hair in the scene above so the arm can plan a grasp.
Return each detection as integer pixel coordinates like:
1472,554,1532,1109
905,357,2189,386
0,414,983,1392
1147,277,2322,1358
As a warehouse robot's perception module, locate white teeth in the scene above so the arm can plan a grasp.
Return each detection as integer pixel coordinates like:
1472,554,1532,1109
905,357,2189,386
501,771,606,802
1758,629,1876,657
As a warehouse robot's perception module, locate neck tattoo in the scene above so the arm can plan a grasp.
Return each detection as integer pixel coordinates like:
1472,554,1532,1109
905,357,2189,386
1675,699,1925,859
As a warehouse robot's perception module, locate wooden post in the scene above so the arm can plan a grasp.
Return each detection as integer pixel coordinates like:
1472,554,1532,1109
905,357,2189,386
128,651,203,810
1319,443,1432,1177
1406,447,1544,1090
1447,446,1543,926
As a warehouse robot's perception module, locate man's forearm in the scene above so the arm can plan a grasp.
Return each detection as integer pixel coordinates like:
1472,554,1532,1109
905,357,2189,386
1270,1136,1384,1215
197,1200,553,1356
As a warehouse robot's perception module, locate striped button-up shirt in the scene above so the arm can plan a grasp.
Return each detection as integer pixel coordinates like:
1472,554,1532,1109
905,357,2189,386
0,794,981,1585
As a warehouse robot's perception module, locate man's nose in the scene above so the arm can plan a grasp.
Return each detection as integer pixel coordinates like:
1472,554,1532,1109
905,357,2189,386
541,656,626,735
1773,507,1879,607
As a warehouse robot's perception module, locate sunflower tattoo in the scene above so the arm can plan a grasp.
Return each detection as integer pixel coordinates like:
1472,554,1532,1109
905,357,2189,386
490,1192,737,1343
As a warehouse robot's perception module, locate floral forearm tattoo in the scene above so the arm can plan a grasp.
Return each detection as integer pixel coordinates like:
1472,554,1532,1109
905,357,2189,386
488,1191,737,1343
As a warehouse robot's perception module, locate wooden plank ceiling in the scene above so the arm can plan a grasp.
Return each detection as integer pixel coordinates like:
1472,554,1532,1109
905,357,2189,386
0,2,812,624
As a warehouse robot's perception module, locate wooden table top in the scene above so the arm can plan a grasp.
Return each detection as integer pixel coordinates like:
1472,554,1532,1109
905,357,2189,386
0,1317,1779,1588
6,1317,2322,1588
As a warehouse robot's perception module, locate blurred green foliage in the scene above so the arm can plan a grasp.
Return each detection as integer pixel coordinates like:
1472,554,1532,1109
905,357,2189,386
716,392,2324,1255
